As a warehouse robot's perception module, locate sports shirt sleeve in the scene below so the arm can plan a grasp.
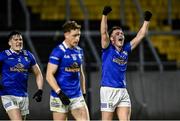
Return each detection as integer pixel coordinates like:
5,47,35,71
49,47,63,65
123,42,132,53
28,51,37,66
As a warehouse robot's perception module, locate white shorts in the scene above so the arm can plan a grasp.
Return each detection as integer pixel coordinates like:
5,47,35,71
100,87,131,112
50,95,87,113
1,95,29,116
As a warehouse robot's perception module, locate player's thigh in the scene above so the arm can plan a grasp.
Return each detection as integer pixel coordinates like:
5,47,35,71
18,96,29,116
1,95,29,116
53,112,68,121
100,87,120,112
71,106,89,120
7,108,22,120
50,96,68,113
1,95,23,120
116,107,131,120
101,111,114,120
116,88,131,120
70,96,89,120
1,95,19,111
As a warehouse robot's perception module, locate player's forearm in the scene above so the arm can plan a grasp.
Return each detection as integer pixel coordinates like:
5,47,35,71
36,73,43,90
80,69,86,94
46,74,60,92
81,77,86,94
136,10,152,40
130,21,150,50
101,15,110,48
136,21,150,40
101,15,108,35
32,64,44,90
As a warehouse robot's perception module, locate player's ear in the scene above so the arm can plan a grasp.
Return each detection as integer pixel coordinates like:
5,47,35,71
64,32,69,39
111,39,115,44
110,35,113,41
110,35,114,44
8,40,12,46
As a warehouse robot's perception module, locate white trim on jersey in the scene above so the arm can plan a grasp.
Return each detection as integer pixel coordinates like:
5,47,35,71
5,50,11,56
76,46,81,50
50,56,59,60
59,45,66,52
22,50,28,56
62,41,68,49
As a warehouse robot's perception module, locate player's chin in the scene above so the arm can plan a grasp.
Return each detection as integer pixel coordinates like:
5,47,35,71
120,42,124,46
73,43,78,47
118,44,123,48
15,48,22,52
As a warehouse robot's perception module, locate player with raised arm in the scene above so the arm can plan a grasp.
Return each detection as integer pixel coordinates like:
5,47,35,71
100,6,152,120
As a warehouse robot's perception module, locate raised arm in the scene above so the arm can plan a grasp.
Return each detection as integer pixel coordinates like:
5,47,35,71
130,11,152,50
101,6,112,49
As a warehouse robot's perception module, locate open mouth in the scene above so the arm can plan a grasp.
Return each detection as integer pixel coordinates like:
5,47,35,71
118,38,123,41
16,45,22,47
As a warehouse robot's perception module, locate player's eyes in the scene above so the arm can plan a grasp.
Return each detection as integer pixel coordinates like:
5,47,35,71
115,32,124,35
115,32,120,35
73,34,80,37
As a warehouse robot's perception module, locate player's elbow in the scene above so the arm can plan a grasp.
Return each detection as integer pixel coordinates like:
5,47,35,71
101,43,108,49
101,36,109,48
139,29,148,38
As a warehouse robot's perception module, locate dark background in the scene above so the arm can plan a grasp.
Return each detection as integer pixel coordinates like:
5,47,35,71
0,0,180,120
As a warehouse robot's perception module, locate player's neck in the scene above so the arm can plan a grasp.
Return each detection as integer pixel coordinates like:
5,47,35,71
63,40,74,49
114,45,122,52
10,48,21,54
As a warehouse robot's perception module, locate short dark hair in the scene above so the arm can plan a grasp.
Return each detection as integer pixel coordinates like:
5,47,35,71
62,21,81,33
8,31,22,40
108,26,122,36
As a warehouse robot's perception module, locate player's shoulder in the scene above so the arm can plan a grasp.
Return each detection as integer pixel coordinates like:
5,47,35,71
103,43,113,52
123,42,131,52
74,46,83,55
75,46,82,51
52,43,68,53
21,49,33,56
1,49,12,56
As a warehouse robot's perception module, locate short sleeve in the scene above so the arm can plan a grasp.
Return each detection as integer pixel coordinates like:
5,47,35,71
123,42,131,53
0,52,4,61
80,49,84,63
49,47,64,65
28,51,37,66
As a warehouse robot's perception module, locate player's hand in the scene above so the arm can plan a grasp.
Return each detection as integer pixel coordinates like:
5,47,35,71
144,11,152,21
58,91,70,105
0,84,3,90
103,6,112,15
33,89,43,102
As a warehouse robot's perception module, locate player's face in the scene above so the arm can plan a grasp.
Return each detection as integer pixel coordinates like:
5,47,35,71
8,34,23,52
111,29,125,48
66,29,81,48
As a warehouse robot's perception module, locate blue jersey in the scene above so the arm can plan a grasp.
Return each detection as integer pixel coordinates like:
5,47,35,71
49,42,84,98
101,43,131,88
0,49,36,96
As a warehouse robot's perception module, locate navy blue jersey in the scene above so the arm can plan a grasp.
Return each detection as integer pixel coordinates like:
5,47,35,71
0,49,36,96
101,43,131,88
49,42,84,98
